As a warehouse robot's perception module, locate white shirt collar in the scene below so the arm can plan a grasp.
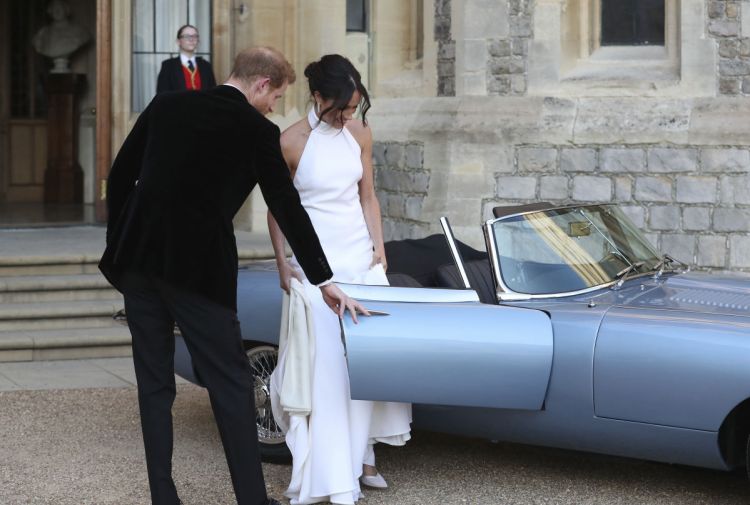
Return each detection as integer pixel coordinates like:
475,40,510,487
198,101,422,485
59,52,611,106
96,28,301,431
180,53,195,67
223,83,244,94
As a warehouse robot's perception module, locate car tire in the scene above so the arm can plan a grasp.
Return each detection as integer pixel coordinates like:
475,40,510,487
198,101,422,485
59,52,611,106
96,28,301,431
245,344,291,464
746,433,750,481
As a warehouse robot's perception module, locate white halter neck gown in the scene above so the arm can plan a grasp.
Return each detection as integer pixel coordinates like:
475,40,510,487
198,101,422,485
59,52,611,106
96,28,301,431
279,108,412,505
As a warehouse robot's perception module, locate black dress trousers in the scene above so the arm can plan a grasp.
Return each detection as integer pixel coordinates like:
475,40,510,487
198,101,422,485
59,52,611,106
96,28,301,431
120,272,267,505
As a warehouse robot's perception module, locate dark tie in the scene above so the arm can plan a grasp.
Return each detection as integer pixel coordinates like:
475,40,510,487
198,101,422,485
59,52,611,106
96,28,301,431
187,60,195,72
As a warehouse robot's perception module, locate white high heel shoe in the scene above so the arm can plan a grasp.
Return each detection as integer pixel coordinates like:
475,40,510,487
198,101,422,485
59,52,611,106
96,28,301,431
360,472,388,489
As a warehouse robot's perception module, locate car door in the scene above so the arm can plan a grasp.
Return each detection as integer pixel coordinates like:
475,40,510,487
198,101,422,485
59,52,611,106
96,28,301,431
339,285,554,410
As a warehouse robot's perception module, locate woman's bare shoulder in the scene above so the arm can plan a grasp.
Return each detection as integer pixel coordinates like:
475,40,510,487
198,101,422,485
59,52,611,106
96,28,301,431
345,119,372,146
280,119,311,152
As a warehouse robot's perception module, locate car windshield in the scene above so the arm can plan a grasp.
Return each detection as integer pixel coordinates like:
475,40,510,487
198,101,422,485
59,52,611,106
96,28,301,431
492,205,662,295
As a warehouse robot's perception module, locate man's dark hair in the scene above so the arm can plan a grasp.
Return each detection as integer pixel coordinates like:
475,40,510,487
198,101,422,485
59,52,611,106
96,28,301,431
176,24,198,39
230,46,296,89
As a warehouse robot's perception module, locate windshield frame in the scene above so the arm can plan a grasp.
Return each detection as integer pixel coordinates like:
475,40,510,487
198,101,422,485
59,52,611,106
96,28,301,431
486,204,664,300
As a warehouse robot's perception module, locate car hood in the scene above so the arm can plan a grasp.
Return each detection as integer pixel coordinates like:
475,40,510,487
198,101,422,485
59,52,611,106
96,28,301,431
620,271,750,318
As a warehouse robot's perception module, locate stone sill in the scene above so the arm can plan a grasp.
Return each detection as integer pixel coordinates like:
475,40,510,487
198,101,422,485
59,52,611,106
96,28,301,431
564,62,678,83
525,45,692,98
588,46,670,61
527,79,701,98
551,47,680,96
550,78,682,95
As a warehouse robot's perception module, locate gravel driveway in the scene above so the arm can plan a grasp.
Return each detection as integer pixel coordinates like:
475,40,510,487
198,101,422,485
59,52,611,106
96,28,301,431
1,385,748,505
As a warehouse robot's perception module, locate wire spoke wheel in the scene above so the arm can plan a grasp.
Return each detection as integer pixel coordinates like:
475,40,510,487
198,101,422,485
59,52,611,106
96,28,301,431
246,345,288,460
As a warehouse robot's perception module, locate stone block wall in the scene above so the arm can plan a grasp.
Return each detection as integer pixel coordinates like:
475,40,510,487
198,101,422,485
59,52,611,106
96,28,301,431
709,0,750,94
366,1,750,274
440,0,534,96
373,141,431,240
435,0,455,96
487,0,532,95
374,141,750,271
485,145,750,270
440,0,750,96
368,94,750,274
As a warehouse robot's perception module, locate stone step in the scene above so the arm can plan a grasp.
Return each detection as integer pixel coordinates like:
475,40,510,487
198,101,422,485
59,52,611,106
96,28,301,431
0,250,103,277
0,300,123,332
0,299,123,319
0,274,121,303
0,273,112,291
0,226,276,278
0,288,121,304
0,258,267,276
0,262,103,276
0,225,274,362
0,325,132,362
0,316,120,332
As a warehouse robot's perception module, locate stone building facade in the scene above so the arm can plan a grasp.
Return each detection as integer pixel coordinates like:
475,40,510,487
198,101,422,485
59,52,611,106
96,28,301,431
369,0,750,273
4,0,747,273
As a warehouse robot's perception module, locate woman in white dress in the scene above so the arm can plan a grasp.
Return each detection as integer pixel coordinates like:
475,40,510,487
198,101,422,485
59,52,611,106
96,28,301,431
268,54,412,504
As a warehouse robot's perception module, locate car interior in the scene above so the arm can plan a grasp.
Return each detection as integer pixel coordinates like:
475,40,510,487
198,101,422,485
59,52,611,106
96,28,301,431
384,203,556,304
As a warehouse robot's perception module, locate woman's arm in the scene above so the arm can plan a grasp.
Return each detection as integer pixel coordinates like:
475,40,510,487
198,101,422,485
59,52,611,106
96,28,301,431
269,121,308,292
354,123,388,271
267,210,299,292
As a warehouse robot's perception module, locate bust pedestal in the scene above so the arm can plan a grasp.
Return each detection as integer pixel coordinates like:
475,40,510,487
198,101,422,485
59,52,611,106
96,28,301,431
44,73,84,204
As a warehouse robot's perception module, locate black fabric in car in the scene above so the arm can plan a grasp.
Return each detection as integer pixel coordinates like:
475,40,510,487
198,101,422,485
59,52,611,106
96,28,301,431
386,272,423,288
385,234,487,288
435,260,498,304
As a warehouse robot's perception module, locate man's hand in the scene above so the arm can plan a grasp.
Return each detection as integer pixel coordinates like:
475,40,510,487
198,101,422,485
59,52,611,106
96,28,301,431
278,261,302,293
320,283,370,323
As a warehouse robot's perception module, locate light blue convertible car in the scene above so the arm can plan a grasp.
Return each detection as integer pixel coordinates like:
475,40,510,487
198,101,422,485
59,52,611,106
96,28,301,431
173,203,750,479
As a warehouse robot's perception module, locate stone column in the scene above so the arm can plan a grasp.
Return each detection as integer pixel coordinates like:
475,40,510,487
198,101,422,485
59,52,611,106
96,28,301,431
452,0,509,96
44,74,84,204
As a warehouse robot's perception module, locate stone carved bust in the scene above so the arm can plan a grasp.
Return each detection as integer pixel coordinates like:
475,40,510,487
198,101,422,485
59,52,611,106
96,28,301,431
32,0,90,73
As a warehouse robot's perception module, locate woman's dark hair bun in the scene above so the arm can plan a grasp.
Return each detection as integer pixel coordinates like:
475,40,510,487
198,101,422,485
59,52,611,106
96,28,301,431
303,61,320,80
305,54,371,126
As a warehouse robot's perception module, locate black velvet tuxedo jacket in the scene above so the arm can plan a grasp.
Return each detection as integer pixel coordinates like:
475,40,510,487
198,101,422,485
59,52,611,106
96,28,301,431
156,56,217,93
99,85,333,310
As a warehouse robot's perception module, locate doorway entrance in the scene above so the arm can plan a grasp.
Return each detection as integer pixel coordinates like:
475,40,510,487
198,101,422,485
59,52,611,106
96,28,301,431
0,0,97,227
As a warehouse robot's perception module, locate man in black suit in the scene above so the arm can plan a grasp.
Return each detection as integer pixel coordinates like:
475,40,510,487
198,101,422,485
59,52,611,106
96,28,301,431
156,24,217,93
100,46,365,505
